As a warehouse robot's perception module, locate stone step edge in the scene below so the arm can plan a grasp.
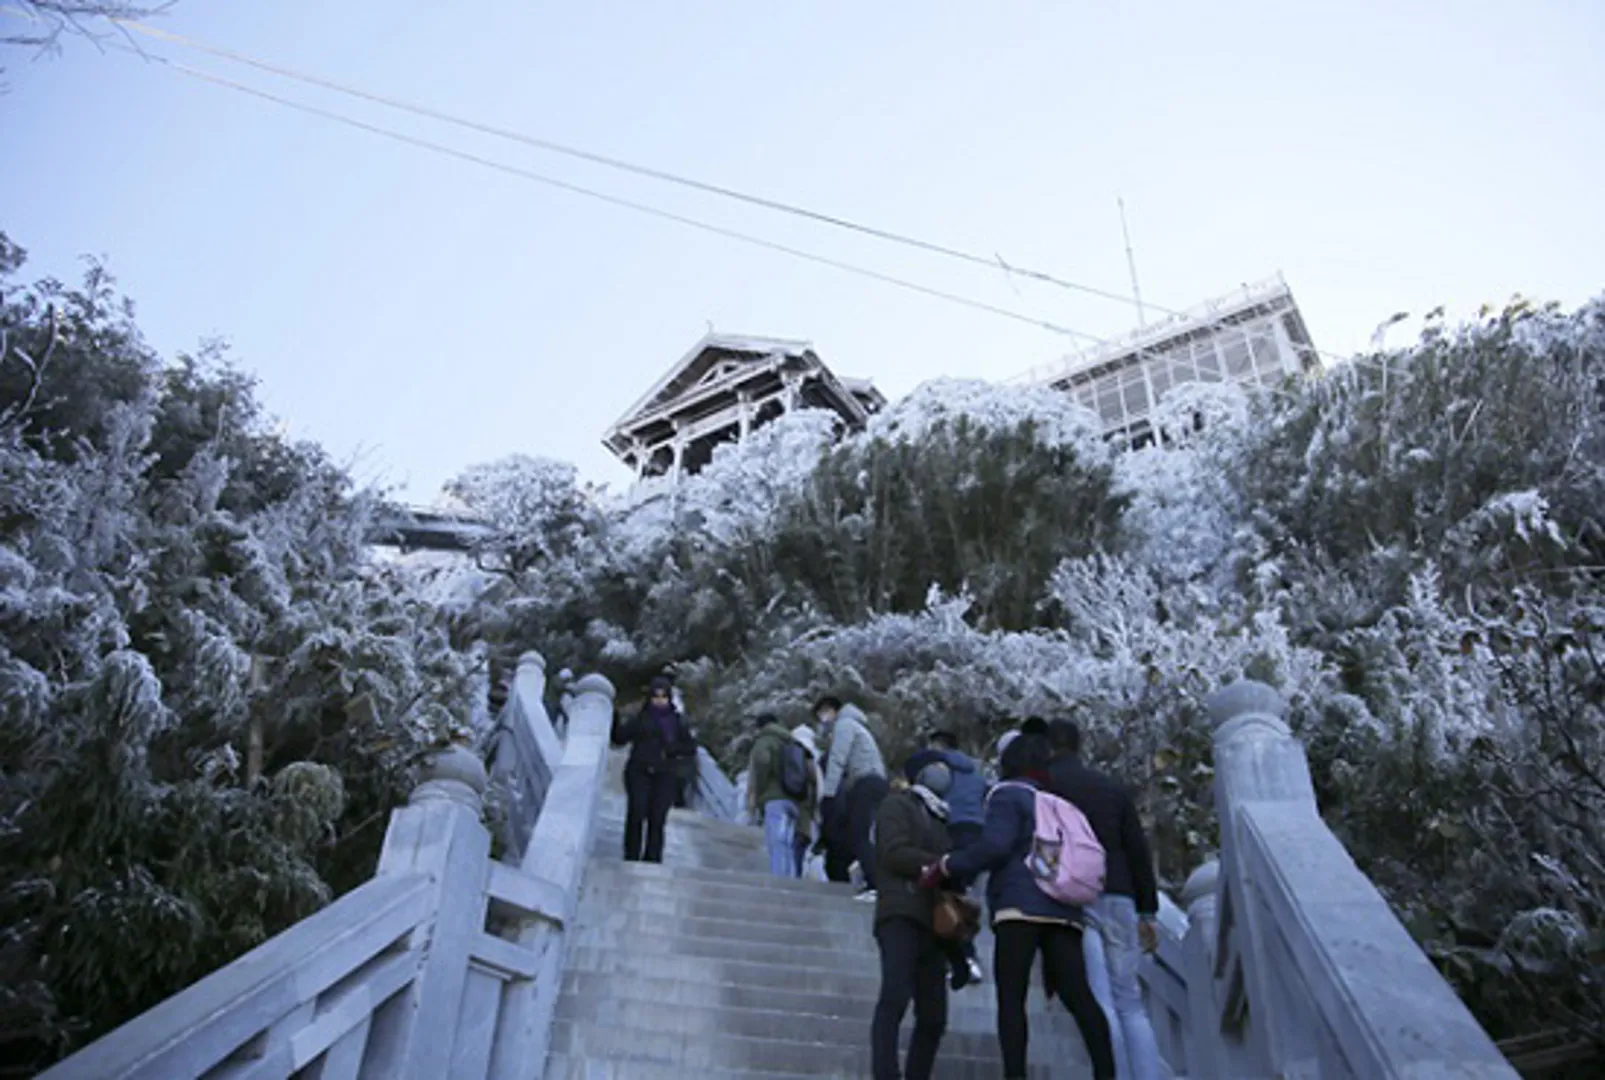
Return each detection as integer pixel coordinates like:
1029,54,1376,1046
581,869,866,907
585,857,857,895
564,931,881,973
542,1055,811,1080
553,981,1078,1030
549,1017,1036,1069
557,952,1085,1025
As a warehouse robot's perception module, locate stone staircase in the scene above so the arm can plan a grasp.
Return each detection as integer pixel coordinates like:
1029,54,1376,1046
542,752,1096,1078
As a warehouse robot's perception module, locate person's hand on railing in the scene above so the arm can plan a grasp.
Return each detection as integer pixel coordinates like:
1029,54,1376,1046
1138,917,1158,954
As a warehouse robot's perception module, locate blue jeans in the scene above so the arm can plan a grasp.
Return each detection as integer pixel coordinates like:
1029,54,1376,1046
1083,894,1163,1080
763,800,799,878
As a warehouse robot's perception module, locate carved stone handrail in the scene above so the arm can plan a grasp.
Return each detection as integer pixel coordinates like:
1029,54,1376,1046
487,672,617,1074
488,651,561,860
40,663,616,1080
1136,680,1519,1079
688,745,740,821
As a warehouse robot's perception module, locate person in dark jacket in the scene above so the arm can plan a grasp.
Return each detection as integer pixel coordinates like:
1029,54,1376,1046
906,727,988,986
610,675,696,863
1048,718,1163,1080
931,734,1115,1080
746,714,808,878
869,759,954,1080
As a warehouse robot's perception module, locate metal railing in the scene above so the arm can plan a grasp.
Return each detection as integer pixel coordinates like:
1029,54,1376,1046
1011,273,1293,388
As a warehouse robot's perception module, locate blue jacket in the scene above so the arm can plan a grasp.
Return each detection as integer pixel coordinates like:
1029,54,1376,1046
908,748,986,826
944,778,1083,925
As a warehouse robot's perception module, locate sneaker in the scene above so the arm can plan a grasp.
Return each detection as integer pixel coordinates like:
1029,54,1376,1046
966,957,985,984
854,888,877,903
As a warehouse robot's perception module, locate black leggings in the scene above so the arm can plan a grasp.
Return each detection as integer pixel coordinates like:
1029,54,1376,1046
623,765,679,863
992,920,1114,1079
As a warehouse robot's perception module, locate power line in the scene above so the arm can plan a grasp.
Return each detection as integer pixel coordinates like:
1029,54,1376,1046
109,18,1378,377
130,50,1324,409
11,5,1396,397
138,54,1099,341
113,17,1179,318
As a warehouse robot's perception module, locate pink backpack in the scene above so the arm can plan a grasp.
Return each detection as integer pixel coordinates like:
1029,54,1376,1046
992,781,1106,906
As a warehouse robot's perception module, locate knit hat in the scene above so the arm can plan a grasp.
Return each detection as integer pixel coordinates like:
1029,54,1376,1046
753,712,780,731
647,675,673,694
912,760,953,796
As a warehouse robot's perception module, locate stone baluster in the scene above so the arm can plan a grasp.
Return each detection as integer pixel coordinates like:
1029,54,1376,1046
1205,679,1519,1079
1178,859,1236,1080
512,650,560,766
364,743,492,1079
489,673,617,1077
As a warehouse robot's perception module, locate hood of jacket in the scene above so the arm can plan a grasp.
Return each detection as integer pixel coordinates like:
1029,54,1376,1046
940,749,977,773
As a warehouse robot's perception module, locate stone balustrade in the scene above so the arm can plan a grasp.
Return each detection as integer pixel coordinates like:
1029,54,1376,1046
41,662,616,1080
1136,679,1519,1079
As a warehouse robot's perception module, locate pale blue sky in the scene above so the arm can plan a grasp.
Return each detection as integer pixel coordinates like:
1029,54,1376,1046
4,1,1601,498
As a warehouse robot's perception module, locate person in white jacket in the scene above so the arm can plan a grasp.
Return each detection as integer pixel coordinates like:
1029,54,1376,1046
790,724,826,875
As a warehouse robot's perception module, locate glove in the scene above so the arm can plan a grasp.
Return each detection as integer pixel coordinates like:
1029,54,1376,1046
917,861,947,890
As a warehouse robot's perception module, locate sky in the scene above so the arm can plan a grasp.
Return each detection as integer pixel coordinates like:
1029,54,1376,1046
3,1,1602,500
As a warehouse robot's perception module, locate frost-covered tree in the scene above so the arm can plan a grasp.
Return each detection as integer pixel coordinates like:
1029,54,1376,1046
770,379,1124,630
0,235,475,1071
458,294,1604,1048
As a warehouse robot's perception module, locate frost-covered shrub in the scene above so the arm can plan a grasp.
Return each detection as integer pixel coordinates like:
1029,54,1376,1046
0,239,475,1070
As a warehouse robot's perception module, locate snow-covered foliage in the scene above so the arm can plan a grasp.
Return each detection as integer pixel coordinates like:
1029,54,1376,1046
468,296,1603,1045
0,239,476,1070
446,453,599,579
868,377,1105,457
10,213,1598,1055
668,408,837,545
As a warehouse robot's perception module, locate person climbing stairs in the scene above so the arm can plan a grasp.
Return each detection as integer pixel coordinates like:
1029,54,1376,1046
542,749,1099,1077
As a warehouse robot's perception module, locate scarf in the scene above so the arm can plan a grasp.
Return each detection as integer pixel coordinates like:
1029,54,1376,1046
646,702,678,745
910,784,949,821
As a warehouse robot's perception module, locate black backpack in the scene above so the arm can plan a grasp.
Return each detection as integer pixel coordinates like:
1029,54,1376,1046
779,740,811,799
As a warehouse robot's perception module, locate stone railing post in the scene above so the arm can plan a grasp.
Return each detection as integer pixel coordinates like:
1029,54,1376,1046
1205,679,1518,1078
1178,860,1232,1080
512,650,561,767
489,673,616,1078
1206,680,1317,1073
363,744,492,1079
1208,680,1318,817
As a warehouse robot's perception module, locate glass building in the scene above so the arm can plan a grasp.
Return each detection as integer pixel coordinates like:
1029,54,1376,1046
1015,274,1320,447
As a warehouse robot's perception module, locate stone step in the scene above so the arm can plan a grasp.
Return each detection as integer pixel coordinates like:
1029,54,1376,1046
544,1054,809,1080
564,943,884,999
595,808,765,845
584,858,864,902
560,941,1044,1018
590,844,766,874
555,971,1089,1042
574,882,1004,957
592,816,764,848
552,994,1081,1052
576,907,875,953
575,884,878,937
548,1019,1072,1078
567,922,876,973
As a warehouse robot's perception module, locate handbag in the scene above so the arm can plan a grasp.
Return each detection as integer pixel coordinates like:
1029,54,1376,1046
931,890,981,942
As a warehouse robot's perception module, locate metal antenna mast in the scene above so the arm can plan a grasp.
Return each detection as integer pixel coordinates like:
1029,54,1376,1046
1118,197,1146,328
